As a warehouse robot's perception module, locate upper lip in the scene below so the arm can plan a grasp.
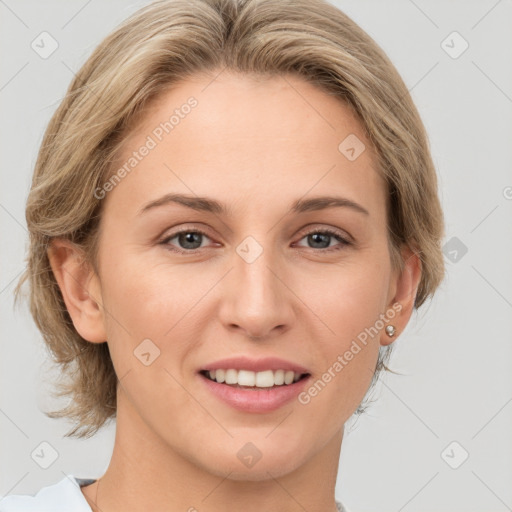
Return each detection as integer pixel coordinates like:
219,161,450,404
200,356,310,374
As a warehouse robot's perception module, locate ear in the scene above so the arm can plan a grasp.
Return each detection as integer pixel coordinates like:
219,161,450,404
47,238,107,344
381,245,422,346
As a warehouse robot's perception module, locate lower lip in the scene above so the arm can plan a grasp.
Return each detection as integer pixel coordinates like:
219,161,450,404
199,373,311,413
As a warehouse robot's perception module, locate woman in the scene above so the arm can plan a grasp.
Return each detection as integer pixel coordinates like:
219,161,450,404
3,0,444,510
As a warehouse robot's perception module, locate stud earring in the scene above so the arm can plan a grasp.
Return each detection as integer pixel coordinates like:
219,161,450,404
385,325,396,337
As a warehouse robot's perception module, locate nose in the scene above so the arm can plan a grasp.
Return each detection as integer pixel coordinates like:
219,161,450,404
218,245,295,340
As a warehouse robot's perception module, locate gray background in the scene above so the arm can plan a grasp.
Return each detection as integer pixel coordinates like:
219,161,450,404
1,1,511,511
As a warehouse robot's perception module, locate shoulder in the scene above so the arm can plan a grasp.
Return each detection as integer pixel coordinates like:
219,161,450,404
0,474,95,512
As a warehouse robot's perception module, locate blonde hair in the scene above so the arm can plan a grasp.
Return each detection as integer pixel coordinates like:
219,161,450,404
15,0,445,439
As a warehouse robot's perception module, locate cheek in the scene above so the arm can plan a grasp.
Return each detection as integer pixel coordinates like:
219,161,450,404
333,275,387,335
103,253,193,326
310,254,390,338
301,254,390,402
99,251,222,379
98,257,203,407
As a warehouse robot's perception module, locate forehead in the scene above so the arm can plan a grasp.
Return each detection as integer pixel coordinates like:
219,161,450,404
105,71,386,220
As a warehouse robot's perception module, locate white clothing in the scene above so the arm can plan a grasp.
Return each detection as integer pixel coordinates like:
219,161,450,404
0,475,94,511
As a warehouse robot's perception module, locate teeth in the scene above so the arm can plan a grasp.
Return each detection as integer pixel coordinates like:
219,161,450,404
215,369,225,383
204,369,305,387
274,369,284,385
256,370,274,387
238,370,256,386
225,369,237,384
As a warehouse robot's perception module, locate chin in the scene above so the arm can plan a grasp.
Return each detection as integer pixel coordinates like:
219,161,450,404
196,441,309,482
213,457,305,482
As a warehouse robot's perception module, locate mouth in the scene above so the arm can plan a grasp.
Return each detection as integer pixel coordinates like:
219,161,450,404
199,368,311,389
197,356,312,412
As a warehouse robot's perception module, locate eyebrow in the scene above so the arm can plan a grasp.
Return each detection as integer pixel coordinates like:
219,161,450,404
138,193,370,217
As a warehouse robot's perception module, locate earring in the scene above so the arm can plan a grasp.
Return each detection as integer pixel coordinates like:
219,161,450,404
385,325,396,337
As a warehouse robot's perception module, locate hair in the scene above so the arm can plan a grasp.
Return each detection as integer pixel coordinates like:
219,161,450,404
14,0,445,439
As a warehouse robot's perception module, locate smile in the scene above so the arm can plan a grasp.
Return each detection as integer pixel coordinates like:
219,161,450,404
199,370,311,413
200,369,309,388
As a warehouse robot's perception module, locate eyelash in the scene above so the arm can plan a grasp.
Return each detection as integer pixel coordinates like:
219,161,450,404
159,227,352,255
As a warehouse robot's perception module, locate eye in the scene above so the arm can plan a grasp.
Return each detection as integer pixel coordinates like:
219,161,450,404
295,228,352,252
160,228,213,253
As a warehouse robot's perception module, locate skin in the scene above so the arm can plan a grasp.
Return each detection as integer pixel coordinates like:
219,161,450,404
49,70,421,512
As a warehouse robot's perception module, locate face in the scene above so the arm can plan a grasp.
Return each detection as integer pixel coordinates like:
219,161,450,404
71,71,412,480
